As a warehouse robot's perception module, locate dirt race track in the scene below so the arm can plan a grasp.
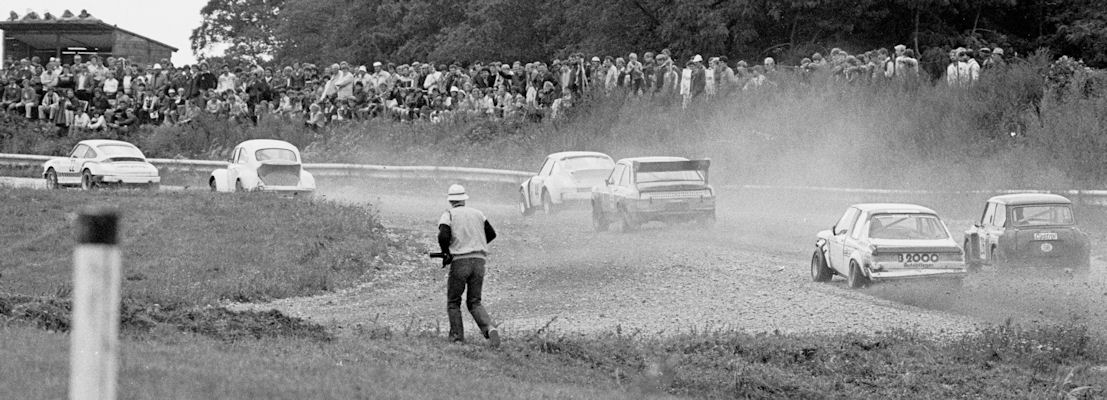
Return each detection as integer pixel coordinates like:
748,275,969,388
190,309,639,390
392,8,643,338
237,180,1107,341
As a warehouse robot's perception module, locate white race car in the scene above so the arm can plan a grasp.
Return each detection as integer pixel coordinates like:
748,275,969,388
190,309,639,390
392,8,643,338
43,139,161,190
519,151,614,215
209,139,315,195
812,203,967,288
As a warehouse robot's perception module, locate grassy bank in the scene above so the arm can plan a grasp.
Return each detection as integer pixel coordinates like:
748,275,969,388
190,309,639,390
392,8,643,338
1,186,1105,398
3,316,1104,399
3,54,1105,191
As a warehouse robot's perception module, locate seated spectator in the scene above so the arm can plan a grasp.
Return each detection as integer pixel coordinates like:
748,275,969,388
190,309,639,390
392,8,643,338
87,109,106,131
10,81,39,118
38,87,61,121
72,108,91,131
1,81,20,110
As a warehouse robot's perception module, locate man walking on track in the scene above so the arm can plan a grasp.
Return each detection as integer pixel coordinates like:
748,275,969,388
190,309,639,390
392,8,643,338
437,184,501,347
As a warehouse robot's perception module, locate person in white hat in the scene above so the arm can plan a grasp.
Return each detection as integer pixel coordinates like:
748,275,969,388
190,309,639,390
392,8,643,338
437,184,500,347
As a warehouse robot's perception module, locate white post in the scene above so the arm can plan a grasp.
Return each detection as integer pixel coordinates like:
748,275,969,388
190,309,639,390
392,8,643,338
70,208,121,400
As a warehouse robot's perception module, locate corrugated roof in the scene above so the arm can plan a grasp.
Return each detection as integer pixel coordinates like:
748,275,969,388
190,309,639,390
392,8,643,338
0,18,178,52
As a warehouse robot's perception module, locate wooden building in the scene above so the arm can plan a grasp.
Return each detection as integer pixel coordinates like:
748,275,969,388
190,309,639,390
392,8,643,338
2,10,176,66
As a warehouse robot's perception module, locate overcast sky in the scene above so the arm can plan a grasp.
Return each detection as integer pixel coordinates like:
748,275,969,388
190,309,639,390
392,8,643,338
4,1,209,65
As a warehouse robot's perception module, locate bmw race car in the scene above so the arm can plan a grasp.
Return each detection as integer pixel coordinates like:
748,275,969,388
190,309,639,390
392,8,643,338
964,194,1090,274
209,139,315,195
591,157,715,232
42,139,161,190
519,151,614,215
812,203,967,288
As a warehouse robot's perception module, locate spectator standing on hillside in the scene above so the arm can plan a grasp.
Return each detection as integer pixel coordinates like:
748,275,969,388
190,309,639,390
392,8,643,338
436,184,501,348
986,48,1006,69
216,65,237,93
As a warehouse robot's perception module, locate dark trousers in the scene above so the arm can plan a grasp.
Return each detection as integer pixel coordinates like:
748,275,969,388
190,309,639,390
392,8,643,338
446,257,494,342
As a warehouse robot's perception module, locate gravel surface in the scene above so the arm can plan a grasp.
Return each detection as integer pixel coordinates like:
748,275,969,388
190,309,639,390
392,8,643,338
231,185,1069,340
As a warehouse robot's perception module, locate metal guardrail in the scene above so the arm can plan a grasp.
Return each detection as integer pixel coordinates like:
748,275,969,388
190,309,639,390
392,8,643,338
0,153,532,185
2,152,1104,199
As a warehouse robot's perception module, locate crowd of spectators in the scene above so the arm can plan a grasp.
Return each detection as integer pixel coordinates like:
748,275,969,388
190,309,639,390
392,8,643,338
0,43,1008,135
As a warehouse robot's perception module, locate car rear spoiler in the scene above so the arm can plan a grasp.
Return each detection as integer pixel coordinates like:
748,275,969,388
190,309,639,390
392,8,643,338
633,159,711,183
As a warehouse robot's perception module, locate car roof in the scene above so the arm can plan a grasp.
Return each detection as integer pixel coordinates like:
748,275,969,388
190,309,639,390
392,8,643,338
79,139,138,148
547,151,611,160
616,156,690,164
237,139,300,151
852,203,938,214
987,193,1072,206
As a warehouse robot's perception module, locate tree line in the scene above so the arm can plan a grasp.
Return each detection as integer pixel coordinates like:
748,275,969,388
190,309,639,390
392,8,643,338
191,0,1107,68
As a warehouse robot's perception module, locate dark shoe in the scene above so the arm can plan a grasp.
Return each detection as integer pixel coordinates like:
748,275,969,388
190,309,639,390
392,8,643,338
488,328,500,349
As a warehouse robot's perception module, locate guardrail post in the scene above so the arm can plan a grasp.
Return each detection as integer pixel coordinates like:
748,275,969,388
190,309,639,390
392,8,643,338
70,207,122,400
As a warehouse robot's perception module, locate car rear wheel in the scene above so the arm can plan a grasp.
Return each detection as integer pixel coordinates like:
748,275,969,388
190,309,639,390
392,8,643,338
519,191,534,216
209,178,218,192
592,203,607,232
80,170,96,191
235,180,245,192
811,250,833,282
45,169,59,189
541,190,557,215
847,261,869,289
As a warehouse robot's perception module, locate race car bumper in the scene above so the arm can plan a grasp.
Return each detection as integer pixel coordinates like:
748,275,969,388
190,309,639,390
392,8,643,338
868,268,968,281
629,199,714,221
98,175,161,184
258,185,315,196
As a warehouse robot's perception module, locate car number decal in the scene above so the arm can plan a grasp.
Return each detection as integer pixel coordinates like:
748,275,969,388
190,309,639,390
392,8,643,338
1033,232,1058,241
898,253,940,263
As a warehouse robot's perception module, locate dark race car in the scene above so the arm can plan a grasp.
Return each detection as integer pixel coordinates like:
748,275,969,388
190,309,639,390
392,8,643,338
590,157,715,232
964,193,1091,274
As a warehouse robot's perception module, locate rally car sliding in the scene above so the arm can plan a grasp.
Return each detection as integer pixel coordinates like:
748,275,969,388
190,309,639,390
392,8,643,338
519,151,615,215
42,139,161,190
964,193,1090,274
812,203,967,288
591,157,715,232
209,139,316,195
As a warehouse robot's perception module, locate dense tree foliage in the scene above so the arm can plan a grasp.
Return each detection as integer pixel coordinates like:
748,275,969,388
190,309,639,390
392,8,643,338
190,0,1107,67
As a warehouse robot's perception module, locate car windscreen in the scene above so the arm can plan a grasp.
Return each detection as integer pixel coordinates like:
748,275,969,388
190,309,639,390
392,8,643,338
255,148,299,162
868,213,950,240
635,170,704,184
560,156,613,171
97,144,146,162
1011,205,1073,226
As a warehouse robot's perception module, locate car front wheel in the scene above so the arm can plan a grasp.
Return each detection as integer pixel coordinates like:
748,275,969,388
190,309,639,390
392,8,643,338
811,250,833,282
45,169,59,189
235,180,245,192
80,170,96,191
848,261,870,289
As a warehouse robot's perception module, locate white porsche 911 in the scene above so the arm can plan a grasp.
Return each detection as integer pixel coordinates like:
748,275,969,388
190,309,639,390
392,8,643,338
209,139,315,195
43,139,161,190
519,151,614,215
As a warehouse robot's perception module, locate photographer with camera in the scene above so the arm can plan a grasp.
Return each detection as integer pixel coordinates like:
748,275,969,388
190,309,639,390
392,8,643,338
435,184,501,347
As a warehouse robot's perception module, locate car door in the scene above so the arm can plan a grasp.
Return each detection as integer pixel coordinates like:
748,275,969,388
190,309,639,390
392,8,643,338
55,144,84,184
531,158,554,204
968,202,994,260
226,147,246,187
827,207,861,273
983,203,1007,262
600,164,626,214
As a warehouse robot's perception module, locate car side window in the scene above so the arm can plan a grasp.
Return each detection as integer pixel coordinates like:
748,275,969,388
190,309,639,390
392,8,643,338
620,167,632,187
234,148,247,164
993,204,1007,227
981,202,995,226
70,145,86,157
539,159,554,176
608,165,624,185
834,208,860,235
850,213,867,239
83,147,98,159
